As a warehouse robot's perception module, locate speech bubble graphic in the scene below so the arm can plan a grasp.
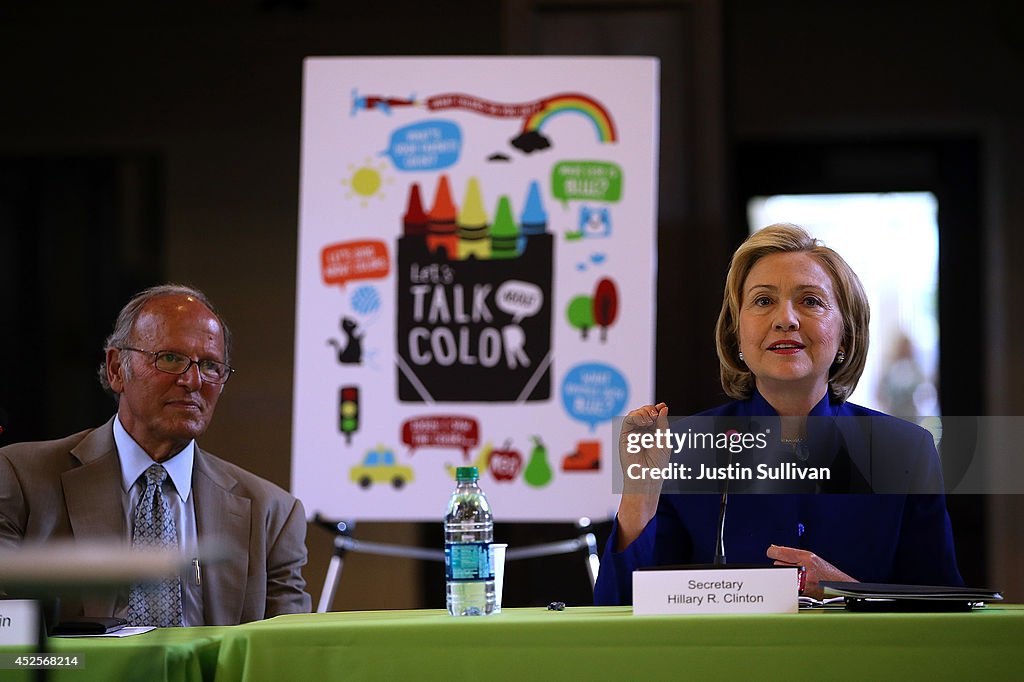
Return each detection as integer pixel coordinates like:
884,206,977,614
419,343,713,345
561,362,629,432
401,415,480,457
321,240,390,289
495,280,543,323
380,120,462,171
551,161,623,207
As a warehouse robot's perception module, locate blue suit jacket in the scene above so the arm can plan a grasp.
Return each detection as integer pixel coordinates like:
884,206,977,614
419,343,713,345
594,391,963,605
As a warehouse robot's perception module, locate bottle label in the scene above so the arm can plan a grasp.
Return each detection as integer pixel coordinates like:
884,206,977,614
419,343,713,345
444,542,494,581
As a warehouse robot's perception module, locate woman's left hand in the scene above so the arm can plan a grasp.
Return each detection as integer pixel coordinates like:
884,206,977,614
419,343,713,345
766,544,857,599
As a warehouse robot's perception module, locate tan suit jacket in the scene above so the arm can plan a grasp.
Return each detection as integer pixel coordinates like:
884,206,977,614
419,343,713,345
0,418,312,624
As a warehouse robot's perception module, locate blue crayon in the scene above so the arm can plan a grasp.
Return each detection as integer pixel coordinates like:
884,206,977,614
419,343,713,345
519,180,547,253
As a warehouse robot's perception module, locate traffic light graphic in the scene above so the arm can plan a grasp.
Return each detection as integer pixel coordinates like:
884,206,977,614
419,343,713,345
339,386,359,444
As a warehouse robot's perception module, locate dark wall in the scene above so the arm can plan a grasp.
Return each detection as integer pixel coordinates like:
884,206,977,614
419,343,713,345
0,0,506,612
2,0,1022,603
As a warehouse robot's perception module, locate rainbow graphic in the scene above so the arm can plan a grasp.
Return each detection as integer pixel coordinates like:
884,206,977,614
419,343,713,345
522,93,618,143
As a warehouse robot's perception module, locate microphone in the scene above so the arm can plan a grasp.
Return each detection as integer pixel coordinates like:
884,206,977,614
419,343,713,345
712,446,731,566
712,421,748,566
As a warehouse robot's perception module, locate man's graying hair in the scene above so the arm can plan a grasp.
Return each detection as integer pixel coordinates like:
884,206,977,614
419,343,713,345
97,284,232,397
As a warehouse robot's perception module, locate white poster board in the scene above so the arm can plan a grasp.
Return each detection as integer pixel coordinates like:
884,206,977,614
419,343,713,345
292,57,659,521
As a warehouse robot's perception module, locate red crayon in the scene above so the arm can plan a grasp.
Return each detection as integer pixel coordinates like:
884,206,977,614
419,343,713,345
403,183,428,236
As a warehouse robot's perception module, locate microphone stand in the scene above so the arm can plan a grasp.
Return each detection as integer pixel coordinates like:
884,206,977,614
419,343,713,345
713,447,732,566
713,478,729,566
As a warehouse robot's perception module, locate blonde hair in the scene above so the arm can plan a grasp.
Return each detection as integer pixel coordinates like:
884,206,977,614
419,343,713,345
715,223,869,402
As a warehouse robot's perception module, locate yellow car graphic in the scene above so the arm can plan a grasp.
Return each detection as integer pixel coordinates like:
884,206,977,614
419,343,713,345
350,447,414,489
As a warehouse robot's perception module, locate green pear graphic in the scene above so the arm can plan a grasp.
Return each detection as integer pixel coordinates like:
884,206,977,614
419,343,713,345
523,436,553,488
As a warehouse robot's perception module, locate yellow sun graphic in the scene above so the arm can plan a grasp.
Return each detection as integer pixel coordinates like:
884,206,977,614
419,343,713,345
341,158,394,207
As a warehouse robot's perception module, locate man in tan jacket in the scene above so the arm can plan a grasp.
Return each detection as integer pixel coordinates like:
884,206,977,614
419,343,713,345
0,284,311,625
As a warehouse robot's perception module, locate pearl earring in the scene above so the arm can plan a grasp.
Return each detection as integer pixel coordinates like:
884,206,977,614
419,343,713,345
836,351,846,364
738,351,745,362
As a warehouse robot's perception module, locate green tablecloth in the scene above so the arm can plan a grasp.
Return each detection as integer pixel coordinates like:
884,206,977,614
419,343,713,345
3,606,1023,681
212,606,1024,681
3,626,230,682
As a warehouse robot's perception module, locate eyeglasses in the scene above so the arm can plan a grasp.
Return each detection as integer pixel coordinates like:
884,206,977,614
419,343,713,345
119,347,235,384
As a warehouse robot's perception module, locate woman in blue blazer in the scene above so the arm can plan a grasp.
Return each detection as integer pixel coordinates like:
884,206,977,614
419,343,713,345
595,224,961,604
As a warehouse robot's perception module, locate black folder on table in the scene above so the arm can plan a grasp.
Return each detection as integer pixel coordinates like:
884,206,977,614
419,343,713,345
820,581,1003,611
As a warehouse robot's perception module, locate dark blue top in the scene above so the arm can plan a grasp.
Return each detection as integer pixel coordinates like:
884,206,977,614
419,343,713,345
593,391,963,605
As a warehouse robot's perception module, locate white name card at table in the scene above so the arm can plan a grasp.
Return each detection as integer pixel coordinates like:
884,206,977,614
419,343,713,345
0,599,39,645
633,566,799,615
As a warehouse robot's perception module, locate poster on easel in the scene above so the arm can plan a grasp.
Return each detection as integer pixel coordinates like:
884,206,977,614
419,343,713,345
292,57,659,521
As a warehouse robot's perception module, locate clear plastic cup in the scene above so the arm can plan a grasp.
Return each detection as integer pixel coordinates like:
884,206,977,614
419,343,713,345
490,543,508,613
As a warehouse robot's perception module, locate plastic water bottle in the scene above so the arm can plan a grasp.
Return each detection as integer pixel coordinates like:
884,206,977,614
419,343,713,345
444,466,495,616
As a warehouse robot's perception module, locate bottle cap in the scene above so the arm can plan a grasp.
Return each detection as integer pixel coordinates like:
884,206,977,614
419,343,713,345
455,466,479,482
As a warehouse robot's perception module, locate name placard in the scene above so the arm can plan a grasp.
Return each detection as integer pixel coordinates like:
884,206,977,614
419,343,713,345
0,600,40,646
633,566,798,615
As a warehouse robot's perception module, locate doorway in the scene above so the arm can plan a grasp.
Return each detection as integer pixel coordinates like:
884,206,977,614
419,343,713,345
734,137,986,587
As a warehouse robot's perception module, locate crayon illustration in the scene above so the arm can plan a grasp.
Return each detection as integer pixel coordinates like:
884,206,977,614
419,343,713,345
403,183,428,237
519,180,547,253
456,177,491,260
489,195,521,260
520,180,548,236
426,175,459,259
396,175,555,402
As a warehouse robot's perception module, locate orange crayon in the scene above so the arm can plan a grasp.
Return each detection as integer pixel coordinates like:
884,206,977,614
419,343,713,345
426,175,459,259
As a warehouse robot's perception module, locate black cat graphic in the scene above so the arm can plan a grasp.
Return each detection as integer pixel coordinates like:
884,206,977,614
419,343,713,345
327,317,363,364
